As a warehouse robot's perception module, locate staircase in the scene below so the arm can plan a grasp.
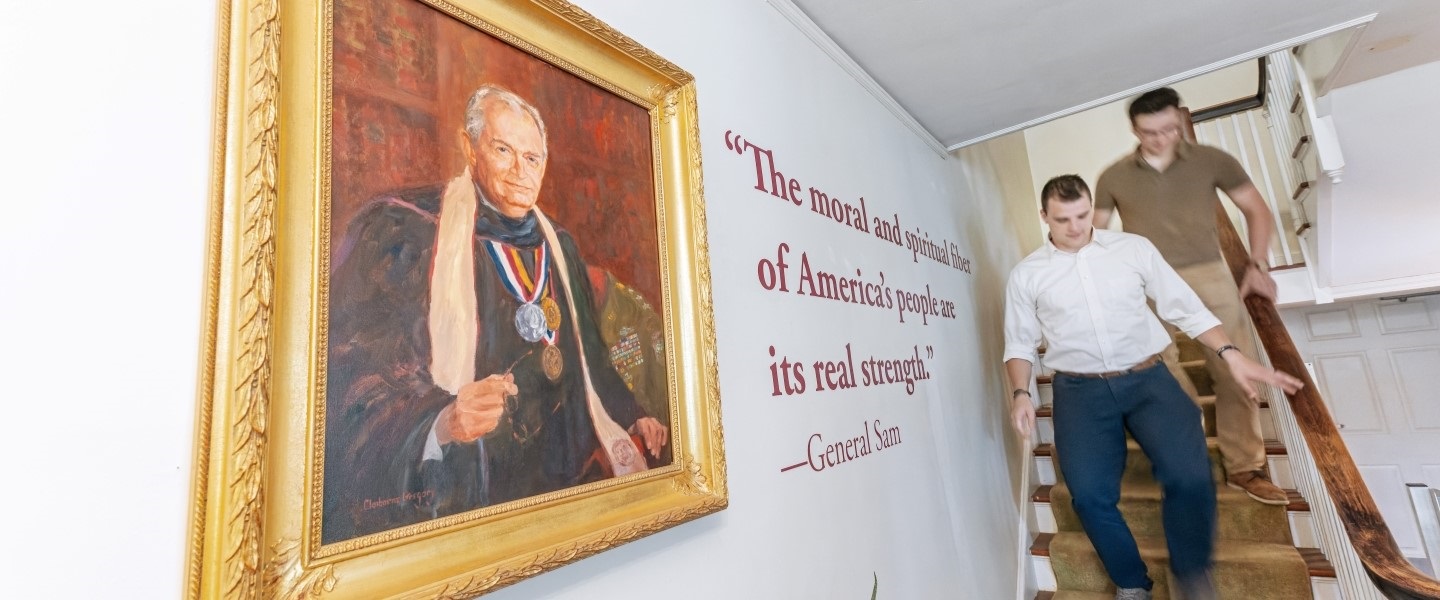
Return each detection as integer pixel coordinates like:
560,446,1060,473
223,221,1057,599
1189,51,1338,304
1027,333,1338,599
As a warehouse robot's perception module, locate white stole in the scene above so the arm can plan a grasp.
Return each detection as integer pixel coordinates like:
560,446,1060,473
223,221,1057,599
534,209,645,476
428,170,480,395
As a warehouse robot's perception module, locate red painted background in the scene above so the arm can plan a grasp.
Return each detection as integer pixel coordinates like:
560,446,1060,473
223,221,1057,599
331,0,661,305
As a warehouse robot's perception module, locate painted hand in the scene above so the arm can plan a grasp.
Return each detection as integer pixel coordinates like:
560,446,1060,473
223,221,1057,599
629,417,669,458
441,373,518,443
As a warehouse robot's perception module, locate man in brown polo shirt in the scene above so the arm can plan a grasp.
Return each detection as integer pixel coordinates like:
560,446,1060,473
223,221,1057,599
1093,87,1286,506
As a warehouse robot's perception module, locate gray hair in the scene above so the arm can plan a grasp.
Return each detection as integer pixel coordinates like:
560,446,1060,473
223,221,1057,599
464,85,548,151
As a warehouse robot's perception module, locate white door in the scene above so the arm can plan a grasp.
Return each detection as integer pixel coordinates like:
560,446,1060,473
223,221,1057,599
1281,295,1440,560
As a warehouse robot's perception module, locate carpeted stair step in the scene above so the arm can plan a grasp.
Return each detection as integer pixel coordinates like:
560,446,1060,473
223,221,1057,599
1117,438,1224,485
1046,480,1293,544
1176,336,1209,363
1035,331,1312,599
1180,359,1214,397
1045,531,1313,600
1299,547,1335,577
1036,438,1227,486
1035,591,1113,600
1054,589,1117,598
1037,395,1218,438
1053,592,1114,600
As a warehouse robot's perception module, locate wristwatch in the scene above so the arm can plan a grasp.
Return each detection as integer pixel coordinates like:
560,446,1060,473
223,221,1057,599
1012,389,1032,399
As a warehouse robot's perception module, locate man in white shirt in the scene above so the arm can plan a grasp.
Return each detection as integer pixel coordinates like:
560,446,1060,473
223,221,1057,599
1003,175,1302,600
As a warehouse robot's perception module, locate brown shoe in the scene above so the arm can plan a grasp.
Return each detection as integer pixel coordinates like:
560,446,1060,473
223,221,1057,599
1227,470,1288,505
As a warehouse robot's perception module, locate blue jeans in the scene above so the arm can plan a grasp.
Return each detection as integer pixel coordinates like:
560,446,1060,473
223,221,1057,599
1052,362,1216,590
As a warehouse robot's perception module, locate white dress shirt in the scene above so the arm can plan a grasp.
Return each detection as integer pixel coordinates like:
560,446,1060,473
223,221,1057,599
1003,228,1222,374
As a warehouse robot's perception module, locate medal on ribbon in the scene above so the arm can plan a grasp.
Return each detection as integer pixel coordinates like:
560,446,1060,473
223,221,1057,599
514,303,547,343
542,344,563,380
487,240,564,380
541,296,562,331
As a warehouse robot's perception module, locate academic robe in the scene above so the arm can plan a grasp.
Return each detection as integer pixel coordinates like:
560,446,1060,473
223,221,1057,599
321,184,649,543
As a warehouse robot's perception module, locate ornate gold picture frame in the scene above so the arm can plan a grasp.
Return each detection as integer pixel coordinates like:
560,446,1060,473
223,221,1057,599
187,0,724,597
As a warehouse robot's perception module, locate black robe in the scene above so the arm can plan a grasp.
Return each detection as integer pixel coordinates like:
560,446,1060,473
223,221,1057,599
322,184,647,543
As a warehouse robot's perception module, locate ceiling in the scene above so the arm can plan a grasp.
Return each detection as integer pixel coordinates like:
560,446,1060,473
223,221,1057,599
783,0,1440,150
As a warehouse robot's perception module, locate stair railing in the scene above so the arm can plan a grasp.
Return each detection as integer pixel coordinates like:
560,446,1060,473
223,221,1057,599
1214,202,1440,599
1179,47,1438,596
1193,108,1300,268
1288,53,1346,185
1188,56,1312,278
1266,49,1339,302
1411,484,1440,581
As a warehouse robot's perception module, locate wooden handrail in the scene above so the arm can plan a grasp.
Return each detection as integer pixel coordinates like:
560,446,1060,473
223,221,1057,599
1191,57,1268,124
1214,202,1440,599
1183,103,1440,598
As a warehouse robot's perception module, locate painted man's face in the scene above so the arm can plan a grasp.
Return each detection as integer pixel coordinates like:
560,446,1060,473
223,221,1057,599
468,98,548,218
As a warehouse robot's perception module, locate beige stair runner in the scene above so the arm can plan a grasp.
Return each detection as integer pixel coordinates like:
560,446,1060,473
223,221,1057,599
1034,334,1319,600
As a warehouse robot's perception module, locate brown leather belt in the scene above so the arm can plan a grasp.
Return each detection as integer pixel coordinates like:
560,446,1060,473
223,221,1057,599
1054,354,1163,379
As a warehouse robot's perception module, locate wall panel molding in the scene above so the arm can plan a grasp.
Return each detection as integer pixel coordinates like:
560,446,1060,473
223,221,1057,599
1304,305,1361,340
1314,351,1387,433
1388,346,1440,432
1376,299,1437,335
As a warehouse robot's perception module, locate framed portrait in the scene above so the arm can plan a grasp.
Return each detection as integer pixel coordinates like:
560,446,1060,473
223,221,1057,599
186,0,725,597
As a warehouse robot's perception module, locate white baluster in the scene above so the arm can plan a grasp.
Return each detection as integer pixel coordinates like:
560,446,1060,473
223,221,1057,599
1259,349,1388,598
1242,110,1293,265
1228,114,1279,266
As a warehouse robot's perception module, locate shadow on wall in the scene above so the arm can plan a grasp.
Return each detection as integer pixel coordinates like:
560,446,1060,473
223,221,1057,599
950,130,1048,600
953,130,1043,502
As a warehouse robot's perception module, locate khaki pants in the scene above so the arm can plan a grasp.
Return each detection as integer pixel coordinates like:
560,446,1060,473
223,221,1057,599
1160,260,1266,475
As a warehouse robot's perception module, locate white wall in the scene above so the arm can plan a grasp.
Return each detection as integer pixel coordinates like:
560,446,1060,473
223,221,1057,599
1021,100,1133,225
1296,26,1358,94
0,0,216,595
1322,59,1440,290
953,130,1046,599
0,0,1041,597
484,2,1032,597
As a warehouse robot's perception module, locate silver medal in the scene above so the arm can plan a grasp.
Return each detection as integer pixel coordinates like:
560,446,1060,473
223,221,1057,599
514,302,547,343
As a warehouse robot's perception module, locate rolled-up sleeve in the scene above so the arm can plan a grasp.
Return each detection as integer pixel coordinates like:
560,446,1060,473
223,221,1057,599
1003,269,1043,365
1138,239,1222,338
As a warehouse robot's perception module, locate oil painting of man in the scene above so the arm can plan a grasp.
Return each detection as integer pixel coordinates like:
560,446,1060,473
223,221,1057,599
322,0,673,544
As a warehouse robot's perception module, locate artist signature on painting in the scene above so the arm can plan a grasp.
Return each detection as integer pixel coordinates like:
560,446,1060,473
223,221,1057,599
361,489,436,511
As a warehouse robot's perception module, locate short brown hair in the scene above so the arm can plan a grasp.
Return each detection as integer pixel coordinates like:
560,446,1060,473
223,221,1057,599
1039,174,1090,212
1129,87,1181,123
